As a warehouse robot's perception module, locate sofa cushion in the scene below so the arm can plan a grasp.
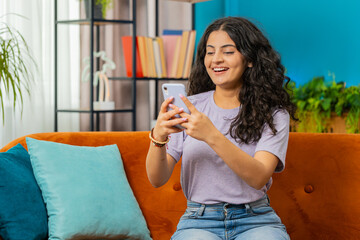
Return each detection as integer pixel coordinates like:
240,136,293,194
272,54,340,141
0,143,48,240
26,137,151,240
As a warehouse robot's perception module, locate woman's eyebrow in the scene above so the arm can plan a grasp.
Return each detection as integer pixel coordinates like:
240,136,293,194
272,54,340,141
206,44,236,48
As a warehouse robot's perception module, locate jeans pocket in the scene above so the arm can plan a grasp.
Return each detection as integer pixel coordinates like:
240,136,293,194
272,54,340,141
250,205,283,225
251,205,274,216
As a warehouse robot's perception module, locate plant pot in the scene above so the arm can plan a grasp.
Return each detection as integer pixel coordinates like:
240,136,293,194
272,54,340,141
84,0,103,19
290,112,359,133
327,113,347,133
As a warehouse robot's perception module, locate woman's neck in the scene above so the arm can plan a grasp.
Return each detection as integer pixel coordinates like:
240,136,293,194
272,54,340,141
213,87,241,109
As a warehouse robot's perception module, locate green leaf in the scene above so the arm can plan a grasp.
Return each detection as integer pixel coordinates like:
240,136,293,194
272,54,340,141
297,100,306,111
321,98,331,111
0,16,37,124
348,94,360,107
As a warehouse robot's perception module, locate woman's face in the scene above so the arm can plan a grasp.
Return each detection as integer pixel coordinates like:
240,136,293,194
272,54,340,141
204,30,251,90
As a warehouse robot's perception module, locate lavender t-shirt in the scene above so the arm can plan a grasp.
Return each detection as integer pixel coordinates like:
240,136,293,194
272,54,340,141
166,90,290,204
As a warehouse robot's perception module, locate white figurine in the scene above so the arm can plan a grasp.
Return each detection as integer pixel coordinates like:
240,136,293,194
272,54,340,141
82,51,116,109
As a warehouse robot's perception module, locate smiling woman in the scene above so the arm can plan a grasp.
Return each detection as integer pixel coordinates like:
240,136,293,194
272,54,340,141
146,16,297,240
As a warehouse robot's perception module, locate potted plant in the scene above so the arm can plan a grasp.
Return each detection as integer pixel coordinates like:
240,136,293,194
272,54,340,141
0,17,36,123
288,76,360,133
337,85,360,133
84,0,113,19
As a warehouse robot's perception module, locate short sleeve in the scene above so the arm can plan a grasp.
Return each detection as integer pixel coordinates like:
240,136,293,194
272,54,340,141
255,110,290,172
166,131,185,163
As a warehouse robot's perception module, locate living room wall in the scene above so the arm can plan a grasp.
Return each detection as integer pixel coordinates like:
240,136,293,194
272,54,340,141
195,0,360,86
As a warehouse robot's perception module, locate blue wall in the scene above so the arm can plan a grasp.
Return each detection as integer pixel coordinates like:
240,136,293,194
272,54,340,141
195,0,360,86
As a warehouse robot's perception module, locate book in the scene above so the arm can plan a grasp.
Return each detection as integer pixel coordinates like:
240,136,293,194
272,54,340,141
162,34,181,78
176,30,190,78
162,29,183,36
182,30,196,78
146,37,157,78
156,37,168,78
152,39,163,78
143,37,150,77
170,36,182,78
121,36,143,77
137,36,148,77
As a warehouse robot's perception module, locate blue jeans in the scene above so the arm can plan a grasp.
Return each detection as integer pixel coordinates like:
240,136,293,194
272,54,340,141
171,195,290,240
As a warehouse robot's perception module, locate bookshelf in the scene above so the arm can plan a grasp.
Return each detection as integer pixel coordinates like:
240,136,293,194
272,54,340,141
54,0,195,131
54,0,137,131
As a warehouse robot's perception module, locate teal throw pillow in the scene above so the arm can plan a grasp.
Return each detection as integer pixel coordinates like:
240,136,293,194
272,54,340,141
26,138,151,240
0,143,48,240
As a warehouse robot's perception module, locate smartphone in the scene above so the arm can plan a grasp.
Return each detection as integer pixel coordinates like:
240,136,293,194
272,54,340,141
162,83,190,119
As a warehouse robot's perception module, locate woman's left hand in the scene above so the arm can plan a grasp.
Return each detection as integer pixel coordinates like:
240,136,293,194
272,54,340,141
169,94,217,143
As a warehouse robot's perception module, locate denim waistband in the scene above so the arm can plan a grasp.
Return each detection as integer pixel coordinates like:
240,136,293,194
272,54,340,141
187,194,269,210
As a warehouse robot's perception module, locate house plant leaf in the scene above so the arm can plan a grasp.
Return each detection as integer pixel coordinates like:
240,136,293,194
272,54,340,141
0,15,36,123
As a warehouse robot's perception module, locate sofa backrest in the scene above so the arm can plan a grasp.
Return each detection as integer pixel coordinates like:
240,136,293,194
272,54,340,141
268,132,360,239
1,132,360,239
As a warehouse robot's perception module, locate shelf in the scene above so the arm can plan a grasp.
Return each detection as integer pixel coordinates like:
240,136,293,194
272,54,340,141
55,0,138,131
55,0,193,131
57,109,134,113
108,77,189,81
56,19,134,25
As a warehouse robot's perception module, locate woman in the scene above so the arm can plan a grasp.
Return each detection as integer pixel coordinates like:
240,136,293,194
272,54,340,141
146,16,296,240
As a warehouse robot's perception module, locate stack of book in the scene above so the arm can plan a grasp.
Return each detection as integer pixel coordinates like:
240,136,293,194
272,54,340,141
122,29,196,79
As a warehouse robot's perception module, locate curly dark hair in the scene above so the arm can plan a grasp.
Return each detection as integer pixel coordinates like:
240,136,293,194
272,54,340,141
188,16,297,144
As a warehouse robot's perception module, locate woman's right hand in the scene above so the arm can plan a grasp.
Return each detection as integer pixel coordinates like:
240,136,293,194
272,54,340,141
152,96,188,141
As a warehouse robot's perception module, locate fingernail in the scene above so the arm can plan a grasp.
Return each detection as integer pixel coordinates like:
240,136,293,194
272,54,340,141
179,94,184,98
182,118,187,121
169,96,174,100
169,104,174,108
179,108,184,112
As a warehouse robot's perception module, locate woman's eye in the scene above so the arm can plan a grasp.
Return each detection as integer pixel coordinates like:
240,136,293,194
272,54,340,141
224,52,234,55
206,52,215,55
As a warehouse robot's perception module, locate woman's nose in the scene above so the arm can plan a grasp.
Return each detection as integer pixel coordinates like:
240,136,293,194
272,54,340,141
212,52,224,63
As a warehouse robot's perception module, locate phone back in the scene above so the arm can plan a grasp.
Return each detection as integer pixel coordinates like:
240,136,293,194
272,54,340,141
162,83,190,116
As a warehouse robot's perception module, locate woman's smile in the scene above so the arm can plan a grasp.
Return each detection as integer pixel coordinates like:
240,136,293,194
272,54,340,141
212,67,229,75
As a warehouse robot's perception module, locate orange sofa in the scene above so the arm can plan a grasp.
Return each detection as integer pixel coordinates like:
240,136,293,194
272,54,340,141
1,132,360,239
